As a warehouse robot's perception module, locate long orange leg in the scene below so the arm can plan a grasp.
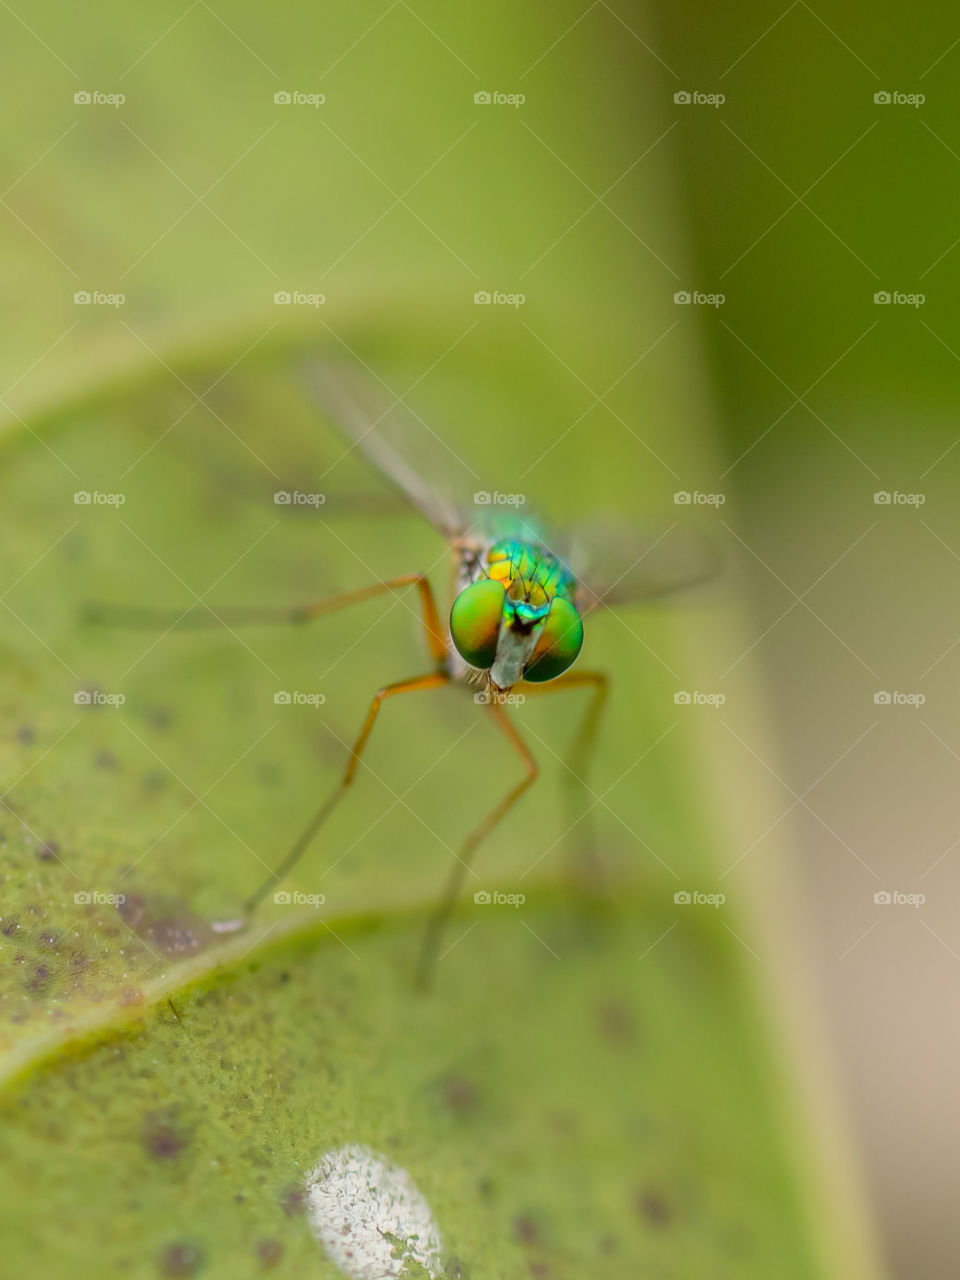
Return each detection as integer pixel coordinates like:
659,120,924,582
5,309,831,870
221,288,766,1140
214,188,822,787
415,702,539,990
518,670,609,889
241,670,450,915
88,574,451,925
86,573,448,664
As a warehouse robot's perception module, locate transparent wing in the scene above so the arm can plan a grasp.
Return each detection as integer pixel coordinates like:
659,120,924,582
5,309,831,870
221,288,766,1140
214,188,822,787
300,359,489,541
569,515,722,612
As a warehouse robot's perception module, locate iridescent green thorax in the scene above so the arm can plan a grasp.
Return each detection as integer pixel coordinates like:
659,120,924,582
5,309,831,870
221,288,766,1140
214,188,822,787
448,533,583,691
485,538,576,626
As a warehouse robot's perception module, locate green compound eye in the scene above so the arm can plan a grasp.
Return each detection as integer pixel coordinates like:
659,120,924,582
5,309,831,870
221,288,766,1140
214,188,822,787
450,579,506,669
523,597,583,683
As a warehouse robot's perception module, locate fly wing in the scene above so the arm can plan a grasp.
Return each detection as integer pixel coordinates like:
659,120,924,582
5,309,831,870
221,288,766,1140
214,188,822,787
300,359,487,542
569,515,721,612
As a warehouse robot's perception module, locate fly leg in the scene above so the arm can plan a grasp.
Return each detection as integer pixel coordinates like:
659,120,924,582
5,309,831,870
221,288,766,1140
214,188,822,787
416,702,538,990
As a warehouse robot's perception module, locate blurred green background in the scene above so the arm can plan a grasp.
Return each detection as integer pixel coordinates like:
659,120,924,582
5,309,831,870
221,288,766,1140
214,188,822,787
1,0,950,1277
655,6,960,1279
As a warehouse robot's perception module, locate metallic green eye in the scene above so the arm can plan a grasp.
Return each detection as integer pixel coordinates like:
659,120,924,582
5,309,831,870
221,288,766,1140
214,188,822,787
450,579,505,669
523,597,583,683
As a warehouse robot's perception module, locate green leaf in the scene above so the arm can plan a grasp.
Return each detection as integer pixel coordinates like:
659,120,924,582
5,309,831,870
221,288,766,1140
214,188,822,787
0,2,879,1277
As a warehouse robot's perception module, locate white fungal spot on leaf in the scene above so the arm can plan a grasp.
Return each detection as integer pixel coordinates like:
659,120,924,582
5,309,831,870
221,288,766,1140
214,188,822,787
304,1143,444,1279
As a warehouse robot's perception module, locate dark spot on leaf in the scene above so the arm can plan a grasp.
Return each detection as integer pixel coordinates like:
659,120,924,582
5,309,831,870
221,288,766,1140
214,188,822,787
255,1239,283,1269
95,749,118,770
528,1263,552,1278
118,893,215,956
512,1215,539,1246
143,1110,190,1161
439,1074,477,1113
143,771,168,792
16,725,34,746
597,1000,636,1046
158,1241,203,1276
35,840,59,863
636,1188,673,1227
117,894,147,927
278,1183,305,1218
147,706,173,731
2,917,20,936
598,1233,619,1254
27,964,50,990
